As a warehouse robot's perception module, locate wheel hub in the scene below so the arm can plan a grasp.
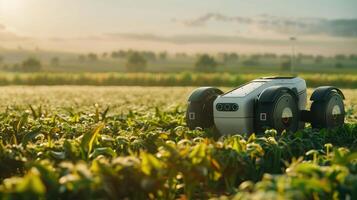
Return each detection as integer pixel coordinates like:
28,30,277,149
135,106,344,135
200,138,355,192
332,105,341,120
281,107,293,126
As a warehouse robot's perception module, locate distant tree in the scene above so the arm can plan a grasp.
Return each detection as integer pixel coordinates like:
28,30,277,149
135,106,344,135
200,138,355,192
175,53,187,59
222,52,239,63
111,50,128,59
141,51,156,61
280,60,291,71
335,54,346,60
335,62,344,68
314,55,324,64
280,54,290,59
88,53,98,61
126,52,147,72
230,53,239,61
111,51,119,59
195,54,217,72
13,63,21,71
263,53,277,59
102,52,108,58
242,59,260,66
250,54,262,60
0,55,3,63
159,52,167,60
349,54,357,61
2,64,9,71
298,53,313,60
22,57,42,72
78,55,86,62
118,50,128,58
50,57,60,66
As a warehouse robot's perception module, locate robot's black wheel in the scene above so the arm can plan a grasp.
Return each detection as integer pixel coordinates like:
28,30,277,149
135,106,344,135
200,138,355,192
186,87,223,130
255,92,299,133
311,91,345,129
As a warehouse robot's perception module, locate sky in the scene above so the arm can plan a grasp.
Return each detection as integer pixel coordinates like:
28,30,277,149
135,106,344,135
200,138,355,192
0,0,357,54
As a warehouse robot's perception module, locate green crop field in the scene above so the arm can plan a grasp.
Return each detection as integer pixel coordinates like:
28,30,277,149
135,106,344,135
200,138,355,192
0,86,356,199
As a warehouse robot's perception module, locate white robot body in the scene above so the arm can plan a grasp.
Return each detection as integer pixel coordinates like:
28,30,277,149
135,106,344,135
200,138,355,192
213,77,307,135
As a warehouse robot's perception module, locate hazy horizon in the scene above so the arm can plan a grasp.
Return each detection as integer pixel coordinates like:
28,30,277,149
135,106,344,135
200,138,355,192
1,0,357,55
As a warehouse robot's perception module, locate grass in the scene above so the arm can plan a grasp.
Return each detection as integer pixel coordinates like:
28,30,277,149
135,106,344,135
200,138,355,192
0,86,356,199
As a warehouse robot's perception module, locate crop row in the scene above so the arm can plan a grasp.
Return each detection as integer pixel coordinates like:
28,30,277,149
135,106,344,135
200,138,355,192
0,106,356,199
0,72,356,88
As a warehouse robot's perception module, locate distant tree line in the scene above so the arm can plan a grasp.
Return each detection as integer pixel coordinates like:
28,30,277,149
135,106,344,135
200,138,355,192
195,54,218,72
3,57,43,72
1,51,357,73
110,50,163,61
126,52,147,72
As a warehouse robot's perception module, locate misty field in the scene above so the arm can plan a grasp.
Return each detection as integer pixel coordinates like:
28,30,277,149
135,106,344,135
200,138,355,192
0,86,356,199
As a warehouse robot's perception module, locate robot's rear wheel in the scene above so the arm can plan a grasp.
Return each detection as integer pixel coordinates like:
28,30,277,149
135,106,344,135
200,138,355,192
311,91,345,129
256,91,299,133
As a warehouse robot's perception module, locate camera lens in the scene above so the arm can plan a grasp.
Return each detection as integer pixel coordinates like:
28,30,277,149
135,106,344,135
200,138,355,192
216,103,223,111
232,103,239,111
224,104,231,111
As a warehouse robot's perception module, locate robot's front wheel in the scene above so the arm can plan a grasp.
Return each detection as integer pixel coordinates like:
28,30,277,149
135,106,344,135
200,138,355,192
310,90,345,129
186,87,223,130
256,90,299,133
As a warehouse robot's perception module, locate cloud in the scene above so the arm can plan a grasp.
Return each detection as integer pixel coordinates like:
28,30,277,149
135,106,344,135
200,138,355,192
183,13,253,27
105,32,309,46
106,33,251,44
40,32,285,46
180,13,357,38
48,35,105,42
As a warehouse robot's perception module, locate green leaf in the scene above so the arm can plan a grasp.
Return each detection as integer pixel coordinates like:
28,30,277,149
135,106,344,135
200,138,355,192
16,168,46,195
346,152,357,162
29,104,38,119
64,140,80,159
247,133,256,143
80,123,105,158
21,126,42,146
101,106,110,121
141,151,163,175
89,147,116,159
16,113,29,134
50,151,66,160
189,143,207,164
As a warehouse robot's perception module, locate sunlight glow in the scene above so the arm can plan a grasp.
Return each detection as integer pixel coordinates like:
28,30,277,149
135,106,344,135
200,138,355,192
1,0,25,16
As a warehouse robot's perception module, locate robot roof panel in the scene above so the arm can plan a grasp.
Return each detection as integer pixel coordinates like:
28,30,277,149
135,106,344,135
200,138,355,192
221,77,305,98
261,76,296,79
223,81,266,97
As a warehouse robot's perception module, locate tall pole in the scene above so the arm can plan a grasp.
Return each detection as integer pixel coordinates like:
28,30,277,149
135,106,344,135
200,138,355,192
290,37,296,75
